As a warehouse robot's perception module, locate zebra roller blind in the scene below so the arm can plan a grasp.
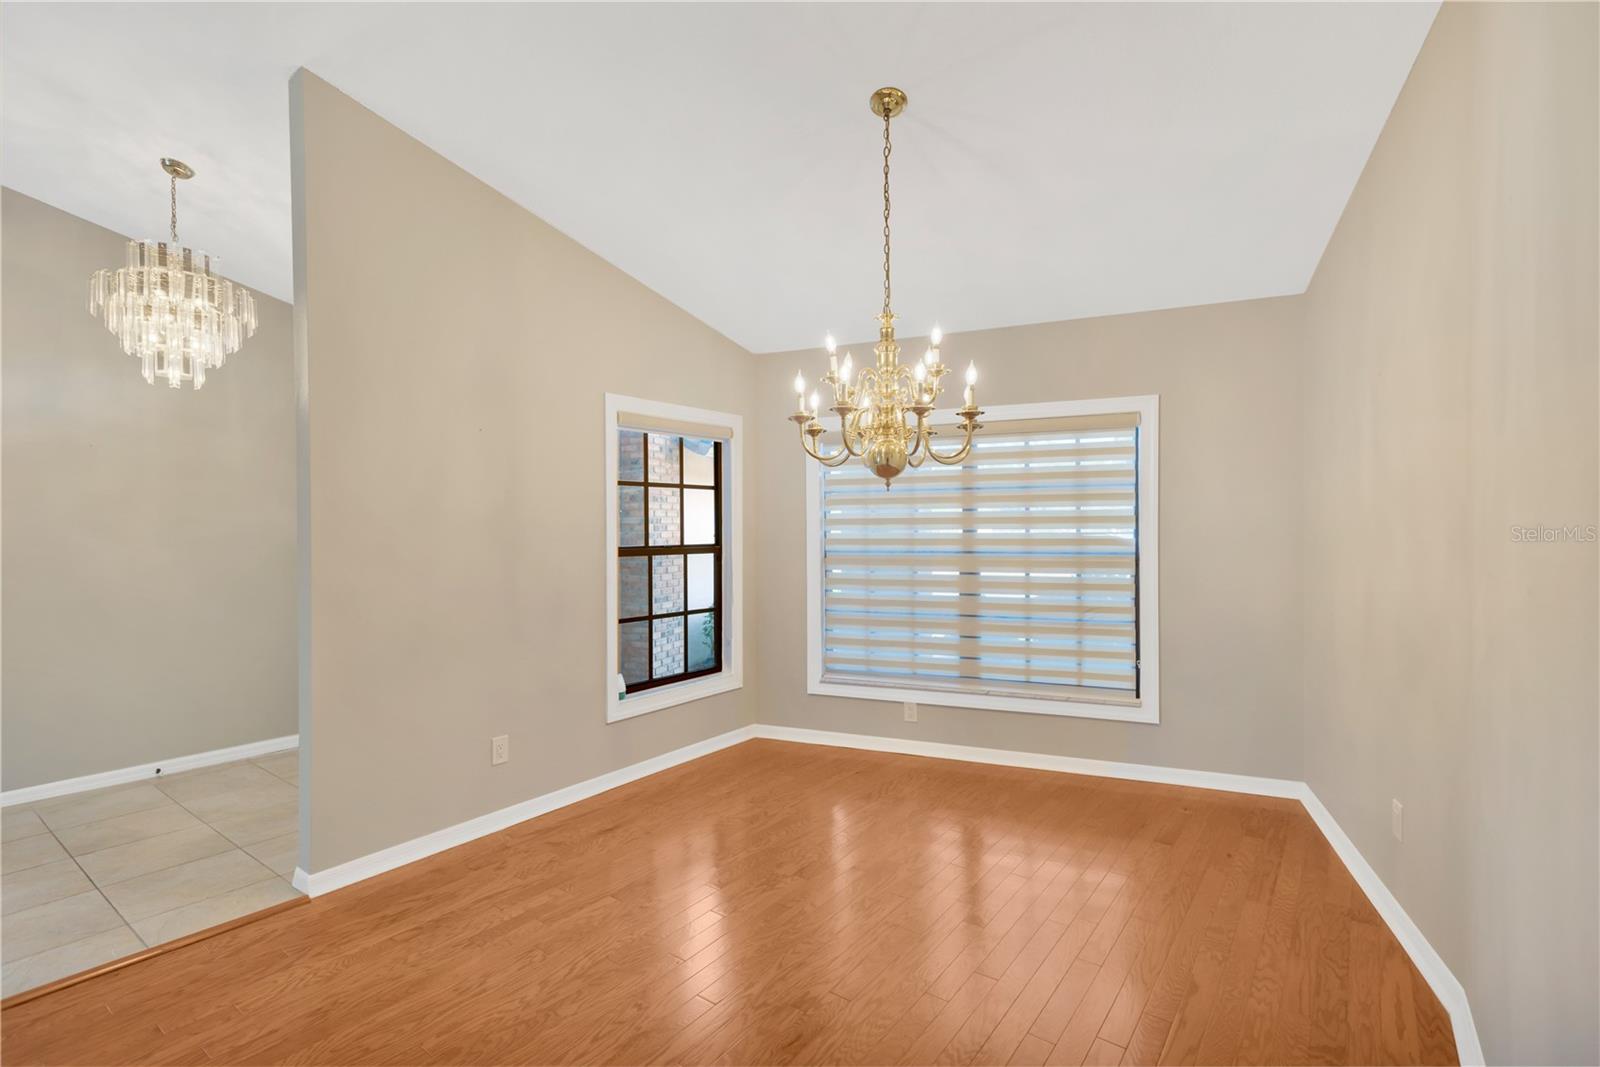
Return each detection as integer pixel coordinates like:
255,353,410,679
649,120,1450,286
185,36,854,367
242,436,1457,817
819,412,1141,702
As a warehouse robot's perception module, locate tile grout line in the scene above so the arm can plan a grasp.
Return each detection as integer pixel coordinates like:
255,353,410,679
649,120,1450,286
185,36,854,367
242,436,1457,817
233,756,302,883
207,757,300,880
2,807,147,967
252,757,299,787
139,759,298,916
154,757,290,847
13,754,299,961
74,826,268,902
2,754,300,994
38,775,273,913
107,818,297,941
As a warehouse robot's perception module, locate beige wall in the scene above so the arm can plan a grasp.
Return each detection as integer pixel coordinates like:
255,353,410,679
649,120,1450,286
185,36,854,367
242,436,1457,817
754,295,1305,779
1300,5,1598,1064
2,189,297,790
291,71,758,873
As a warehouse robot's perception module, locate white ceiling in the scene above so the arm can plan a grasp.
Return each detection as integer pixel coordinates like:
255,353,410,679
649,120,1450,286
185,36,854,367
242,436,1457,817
2,2,1437,354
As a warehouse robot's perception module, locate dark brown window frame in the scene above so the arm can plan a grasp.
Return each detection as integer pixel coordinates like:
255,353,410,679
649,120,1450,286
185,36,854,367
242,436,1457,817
618,433,723,693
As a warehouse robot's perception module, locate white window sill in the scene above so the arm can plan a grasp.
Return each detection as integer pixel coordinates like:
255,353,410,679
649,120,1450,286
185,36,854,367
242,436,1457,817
607,672,743,723
808,678,1158,725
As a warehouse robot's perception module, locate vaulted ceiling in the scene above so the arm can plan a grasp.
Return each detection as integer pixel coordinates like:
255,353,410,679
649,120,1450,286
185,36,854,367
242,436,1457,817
2,2,1437,353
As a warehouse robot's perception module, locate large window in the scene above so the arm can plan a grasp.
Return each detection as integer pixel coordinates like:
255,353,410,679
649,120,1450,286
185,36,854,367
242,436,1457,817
806,396,1159,723
605,395,742,723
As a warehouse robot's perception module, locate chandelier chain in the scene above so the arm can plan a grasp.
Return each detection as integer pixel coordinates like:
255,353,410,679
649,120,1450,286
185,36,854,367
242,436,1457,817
882,111,892,318
169,174,179,244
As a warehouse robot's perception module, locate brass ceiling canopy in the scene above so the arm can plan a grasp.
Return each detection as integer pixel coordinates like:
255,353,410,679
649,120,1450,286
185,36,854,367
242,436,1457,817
868,86,907,120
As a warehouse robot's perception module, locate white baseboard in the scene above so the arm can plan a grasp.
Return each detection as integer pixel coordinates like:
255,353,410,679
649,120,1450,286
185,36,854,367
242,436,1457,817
294,725,757,897
750,724,1483,1066
748,724,1306,798
0,734,299,808
1298,787,1484,1066
286,721,1481,1064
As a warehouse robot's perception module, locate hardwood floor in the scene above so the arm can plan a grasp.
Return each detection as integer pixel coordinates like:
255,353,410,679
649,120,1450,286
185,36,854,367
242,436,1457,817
0,739,1457,1066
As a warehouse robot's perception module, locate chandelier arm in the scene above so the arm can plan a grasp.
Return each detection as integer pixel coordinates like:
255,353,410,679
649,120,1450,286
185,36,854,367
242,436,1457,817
906,416,928,457
798,425,838,462
839,408,869,456
924,423,979,466
800,428,853,467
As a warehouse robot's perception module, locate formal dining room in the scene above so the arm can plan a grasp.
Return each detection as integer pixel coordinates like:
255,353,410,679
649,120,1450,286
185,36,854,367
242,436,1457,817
1,3,1595,1066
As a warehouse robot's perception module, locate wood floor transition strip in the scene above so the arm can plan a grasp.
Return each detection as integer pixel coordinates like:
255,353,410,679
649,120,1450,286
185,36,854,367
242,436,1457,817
0,894,307,1010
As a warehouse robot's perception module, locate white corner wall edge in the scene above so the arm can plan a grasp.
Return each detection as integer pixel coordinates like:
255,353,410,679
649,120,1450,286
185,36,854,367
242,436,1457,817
293,725,758,898
752,725,1483,1067
0,735,299,808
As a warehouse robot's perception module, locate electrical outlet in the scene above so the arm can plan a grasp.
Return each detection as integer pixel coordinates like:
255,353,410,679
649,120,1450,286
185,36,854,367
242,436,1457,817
903,701,918,723
1391,798,1403,841
491,735,509,766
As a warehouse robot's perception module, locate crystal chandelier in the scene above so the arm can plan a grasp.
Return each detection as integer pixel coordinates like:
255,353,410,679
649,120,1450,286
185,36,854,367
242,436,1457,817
789,87,981,489
89,158,257,389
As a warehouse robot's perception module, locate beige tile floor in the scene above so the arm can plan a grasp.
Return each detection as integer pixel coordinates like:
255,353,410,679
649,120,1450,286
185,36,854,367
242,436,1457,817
1,750,301,998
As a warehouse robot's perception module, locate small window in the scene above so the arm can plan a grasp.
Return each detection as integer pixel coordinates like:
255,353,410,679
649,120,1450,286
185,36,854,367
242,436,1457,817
617,431,723,690
806,396,1159,723
606,395,743,723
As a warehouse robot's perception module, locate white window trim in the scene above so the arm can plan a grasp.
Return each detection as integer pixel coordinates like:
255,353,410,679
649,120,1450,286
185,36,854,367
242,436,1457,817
605,393,744,724
805,395,1159,725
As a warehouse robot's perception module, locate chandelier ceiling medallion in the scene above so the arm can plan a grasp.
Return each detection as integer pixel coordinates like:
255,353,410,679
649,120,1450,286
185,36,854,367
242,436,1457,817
789,87,982,489
89,158,257,389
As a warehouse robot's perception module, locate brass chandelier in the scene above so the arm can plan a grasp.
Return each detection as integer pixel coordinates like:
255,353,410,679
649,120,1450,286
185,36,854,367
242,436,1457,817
789,87,981,489
89,158,257,389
